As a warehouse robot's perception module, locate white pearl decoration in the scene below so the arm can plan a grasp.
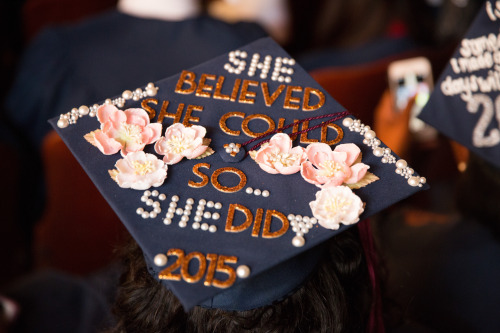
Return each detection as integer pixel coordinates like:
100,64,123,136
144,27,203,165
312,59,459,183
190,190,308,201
287,213,317,246
57,83,158,128
154,254,168,267
137,190,163,219
159,194,222,233
292,236,305,247
245,187,270,197
236,265,251,278
341,117,426,187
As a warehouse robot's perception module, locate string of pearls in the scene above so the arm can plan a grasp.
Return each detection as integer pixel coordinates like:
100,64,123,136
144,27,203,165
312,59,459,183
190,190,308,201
342,117,426,187
245,187,270,197
57,82,159,128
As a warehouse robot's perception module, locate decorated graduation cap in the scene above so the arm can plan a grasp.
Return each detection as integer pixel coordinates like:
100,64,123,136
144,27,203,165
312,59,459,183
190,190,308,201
50,37,427,311
419,1,500,167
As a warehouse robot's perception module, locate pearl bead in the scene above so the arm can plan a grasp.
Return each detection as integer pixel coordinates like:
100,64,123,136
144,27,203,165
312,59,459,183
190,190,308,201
194,216,202,222
158,194,166,201
236,265,251,278
209,225,217,233
254,189,261,196
262,190,270,197
122,90,133,100
373,147,384,157
212,212,220,220
201,223,209,231
310,217,317,224
420,177,426,184
78,105,89,116
295,215,302,222
166,212,174,219
136,208,144,215
203,212,212,219
154,254,167,267
151,190,159,197
153,207,161,214
192,222,200,229
199,199,206,205
169,202,177,208
207,201,214,208
408,176,420,187
141,212,150,219
287,214,295,220
292,236,305,247
179,221,187,228
246,187,253,194
176,208,184,215
163,218,171,225
364,130,376,139
153,202,160,208
181,215,189,222
342,118,353,127
396,159,407,169
171,195,179,202
146,199,153,206
149,212,157,218
214,202,222,209
225,147,232,153
186,198,194,205
57,118,69,128
146,87,157,96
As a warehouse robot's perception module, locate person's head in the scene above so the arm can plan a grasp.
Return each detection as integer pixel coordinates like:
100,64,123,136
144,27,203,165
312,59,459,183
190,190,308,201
106,225,373,333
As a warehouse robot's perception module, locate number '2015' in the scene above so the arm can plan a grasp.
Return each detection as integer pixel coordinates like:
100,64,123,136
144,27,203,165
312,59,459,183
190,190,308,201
159,249,237,289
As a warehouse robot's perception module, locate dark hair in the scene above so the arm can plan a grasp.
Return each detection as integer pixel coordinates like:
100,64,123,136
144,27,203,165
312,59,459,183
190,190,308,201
105,227,373,333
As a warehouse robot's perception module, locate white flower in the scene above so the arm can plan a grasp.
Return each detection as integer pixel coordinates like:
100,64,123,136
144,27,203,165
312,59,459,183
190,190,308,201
109,151,167,190
309,185,364,230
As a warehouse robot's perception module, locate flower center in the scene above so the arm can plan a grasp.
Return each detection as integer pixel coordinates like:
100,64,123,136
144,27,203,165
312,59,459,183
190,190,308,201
318,160,345,177
165,135,191,154
325,196,351,215
269,152,300,167
117,123,143,146
132,160,155,175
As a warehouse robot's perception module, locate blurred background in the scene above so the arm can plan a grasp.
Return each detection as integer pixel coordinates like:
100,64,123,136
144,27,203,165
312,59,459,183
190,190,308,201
0,0,496,332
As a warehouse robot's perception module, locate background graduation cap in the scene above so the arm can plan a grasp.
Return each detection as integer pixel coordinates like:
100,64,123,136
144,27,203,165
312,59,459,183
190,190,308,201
419,1,500,168
50,37,427,311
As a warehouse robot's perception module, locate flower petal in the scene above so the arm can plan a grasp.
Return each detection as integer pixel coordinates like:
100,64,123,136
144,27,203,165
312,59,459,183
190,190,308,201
334,143,361,166
344,163,370,184
269,133,293,152
124,108,150,127
94,130,122,155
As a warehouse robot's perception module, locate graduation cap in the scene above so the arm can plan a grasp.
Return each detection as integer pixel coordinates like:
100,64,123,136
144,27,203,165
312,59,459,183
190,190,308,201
50,37,427,311
418,1,500,168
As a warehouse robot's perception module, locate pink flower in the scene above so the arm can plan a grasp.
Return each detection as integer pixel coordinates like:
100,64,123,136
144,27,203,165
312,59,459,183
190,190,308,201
109,151,167,190
301,143,369,188
253,133,306,175
309,185,364,230
154,123,208,165
87,104,162,156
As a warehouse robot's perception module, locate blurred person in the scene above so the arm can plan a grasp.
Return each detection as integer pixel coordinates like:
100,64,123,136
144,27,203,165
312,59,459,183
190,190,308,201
3,0,267,240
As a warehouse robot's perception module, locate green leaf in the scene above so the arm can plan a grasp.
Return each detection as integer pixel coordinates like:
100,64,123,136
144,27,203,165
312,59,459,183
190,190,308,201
347,172,379,189
195,147,215,159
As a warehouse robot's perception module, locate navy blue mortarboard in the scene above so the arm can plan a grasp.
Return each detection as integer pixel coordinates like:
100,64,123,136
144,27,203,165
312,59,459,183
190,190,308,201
419,1,500,167
49,37,427,310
